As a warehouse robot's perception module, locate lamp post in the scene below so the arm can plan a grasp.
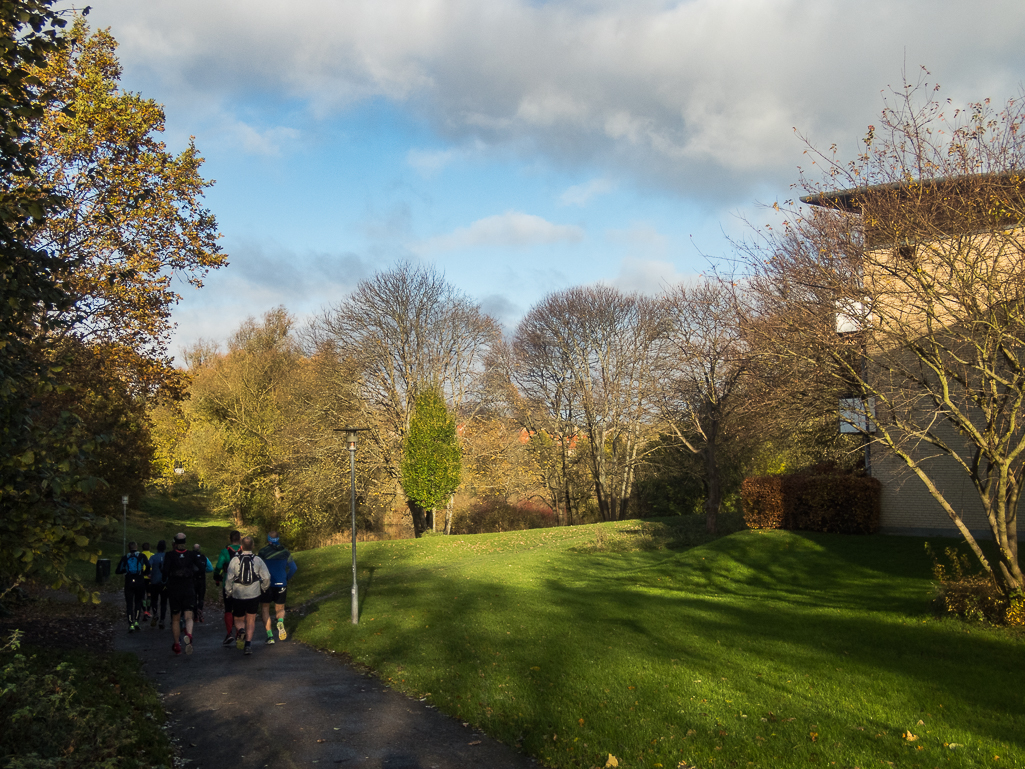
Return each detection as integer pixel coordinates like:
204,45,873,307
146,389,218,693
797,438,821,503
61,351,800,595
343,428,366,625
121,495,129,555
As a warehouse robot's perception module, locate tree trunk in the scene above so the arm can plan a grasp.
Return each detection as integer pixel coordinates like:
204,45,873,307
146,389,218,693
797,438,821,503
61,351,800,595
703,412,721,535
444,496,453,535
407,499,429,538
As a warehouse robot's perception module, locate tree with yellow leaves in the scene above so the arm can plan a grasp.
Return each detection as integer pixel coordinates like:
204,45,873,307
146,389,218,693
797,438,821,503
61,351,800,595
26,17,226,392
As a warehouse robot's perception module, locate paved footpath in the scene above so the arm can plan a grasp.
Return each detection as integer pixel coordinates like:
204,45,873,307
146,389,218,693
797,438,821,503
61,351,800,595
115,620,540,769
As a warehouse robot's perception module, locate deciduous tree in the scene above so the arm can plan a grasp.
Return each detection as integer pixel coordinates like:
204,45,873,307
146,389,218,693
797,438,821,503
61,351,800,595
25,18,225,392
660,279,749,534
0,1,105,601
513,286,665,521
314,263,500,531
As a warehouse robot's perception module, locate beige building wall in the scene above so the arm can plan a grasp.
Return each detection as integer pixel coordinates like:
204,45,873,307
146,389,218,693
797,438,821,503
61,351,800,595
872,424,994,538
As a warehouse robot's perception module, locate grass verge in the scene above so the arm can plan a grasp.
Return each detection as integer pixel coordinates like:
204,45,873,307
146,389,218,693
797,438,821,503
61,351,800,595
289,517,1025,769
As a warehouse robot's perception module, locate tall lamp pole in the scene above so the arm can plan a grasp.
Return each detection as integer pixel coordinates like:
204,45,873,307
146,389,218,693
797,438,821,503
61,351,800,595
344,428,365,625
122,495,129,555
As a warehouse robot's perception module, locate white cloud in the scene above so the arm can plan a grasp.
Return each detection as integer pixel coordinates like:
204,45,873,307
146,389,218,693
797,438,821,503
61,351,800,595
606,223,669,256
89,0,1025,198
224,120,301,157
407,147,461,176
560,178,616,206
609,257,696,296
415,211,585,254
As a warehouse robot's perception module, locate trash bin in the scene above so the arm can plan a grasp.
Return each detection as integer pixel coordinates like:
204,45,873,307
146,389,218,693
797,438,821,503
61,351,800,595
95,558,111,584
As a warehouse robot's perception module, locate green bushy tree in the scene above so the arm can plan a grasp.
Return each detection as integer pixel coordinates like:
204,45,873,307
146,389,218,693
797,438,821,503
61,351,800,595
402,388,461,537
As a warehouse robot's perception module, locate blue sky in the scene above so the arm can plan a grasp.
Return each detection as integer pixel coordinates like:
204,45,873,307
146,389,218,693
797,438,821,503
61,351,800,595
82,0,1025,358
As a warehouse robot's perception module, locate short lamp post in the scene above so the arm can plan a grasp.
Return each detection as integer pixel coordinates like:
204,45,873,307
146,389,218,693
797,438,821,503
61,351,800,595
343,428,367,625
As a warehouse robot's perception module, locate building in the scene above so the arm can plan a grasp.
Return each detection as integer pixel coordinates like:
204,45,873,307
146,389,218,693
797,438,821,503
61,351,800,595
802,172,1025,538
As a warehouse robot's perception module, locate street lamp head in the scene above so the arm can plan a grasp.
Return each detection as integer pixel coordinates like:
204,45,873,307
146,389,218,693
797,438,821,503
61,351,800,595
345,428,358,450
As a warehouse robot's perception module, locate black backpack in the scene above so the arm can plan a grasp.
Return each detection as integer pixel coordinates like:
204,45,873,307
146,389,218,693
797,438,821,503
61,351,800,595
233,553,257,586
168,550,197,581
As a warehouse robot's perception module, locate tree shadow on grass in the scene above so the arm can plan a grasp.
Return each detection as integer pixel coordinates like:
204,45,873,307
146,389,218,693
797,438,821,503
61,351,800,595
304,542,1025,769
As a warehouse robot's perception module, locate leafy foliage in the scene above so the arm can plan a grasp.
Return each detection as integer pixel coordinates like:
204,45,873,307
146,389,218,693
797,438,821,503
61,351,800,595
0,1,105,600
925,543,1021,625
0,631,173,768
25,17,225,393
401,388,461,535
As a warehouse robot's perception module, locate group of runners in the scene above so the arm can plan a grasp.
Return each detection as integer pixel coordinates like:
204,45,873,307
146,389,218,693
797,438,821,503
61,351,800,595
115,529,297,657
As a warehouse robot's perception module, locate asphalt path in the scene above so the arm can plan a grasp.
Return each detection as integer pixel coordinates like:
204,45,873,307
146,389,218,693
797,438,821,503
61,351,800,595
115,616,541,769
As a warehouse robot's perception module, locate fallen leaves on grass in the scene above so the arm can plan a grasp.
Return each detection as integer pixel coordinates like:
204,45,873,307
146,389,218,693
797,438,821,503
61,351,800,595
605,755,619,767
902,731,918,742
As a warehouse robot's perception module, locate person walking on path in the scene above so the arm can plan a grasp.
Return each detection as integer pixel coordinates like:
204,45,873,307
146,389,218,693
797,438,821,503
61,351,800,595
258,531,297,645
115,541,149,632
224,535,270,656
140,542,155,620
165,532,206,656
192,543,213,622
212,530,242,647
148,540,169,629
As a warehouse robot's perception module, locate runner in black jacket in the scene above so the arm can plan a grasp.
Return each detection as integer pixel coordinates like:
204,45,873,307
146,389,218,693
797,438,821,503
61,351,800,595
164,533,206,656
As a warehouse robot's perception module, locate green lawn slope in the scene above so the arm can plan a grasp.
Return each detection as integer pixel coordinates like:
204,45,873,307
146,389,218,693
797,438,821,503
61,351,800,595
289,518,1024,769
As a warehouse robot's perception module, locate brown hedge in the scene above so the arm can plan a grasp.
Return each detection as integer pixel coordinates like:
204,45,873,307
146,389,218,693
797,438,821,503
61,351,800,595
742,471,881,534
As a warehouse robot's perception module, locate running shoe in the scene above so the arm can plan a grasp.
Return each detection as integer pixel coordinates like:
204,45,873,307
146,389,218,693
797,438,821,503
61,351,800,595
266,631,275,645
128,623,135,633
172,642,182,655
277,620,287,641
222,634,235,647
183,633,193,655
235,629,245,650
243,642,252,656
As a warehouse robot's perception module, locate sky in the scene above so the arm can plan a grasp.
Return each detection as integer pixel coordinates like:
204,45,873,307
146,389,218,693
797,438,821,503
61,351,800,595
80,0,1025,359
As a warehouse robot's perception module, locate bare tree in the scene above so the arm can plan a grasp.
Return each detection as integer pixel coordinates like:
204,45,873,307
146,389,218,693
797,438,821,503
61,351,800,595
660,279,748,534
513,286,665,521
314,263,501,536
740,79,1025,593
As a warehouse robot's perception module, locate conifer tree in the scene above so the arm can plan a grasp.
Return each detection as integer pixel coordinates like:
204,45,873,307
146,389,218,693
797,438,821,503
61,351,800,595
401,389,461,537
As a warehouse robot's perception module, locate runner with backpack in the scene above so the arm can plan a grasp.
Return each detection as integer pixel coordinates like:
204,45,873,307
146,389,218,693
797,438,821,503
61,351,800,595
213,530,243,647
223,535,271,656
115,541,150,631
165,532,206,656
148,540,169,629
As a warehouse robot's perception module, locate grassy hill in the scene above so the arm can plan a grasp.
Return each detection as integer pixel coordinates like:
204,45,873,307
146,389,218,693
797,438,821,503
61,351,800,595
289,518,1024,769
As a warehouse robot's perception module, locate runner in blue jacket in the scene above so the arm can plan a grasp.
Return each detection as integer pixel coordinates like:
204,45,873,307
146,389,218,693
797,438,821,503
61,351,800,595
258,531,297,644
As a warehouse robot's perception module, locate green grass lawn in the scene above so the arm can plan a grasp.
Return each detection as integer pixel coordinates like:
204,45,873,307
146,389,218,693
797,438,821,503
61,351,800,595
289,518,1025,769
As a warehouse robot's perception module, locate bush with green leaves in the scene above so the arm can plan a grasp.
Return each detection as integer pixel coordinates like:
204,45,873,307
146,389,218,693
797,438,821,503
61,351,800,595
0,631,172,768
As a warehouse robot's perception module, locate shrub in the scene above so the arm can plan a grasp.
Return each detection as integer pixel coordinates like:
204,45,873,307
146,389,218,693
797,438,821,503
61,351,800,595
0,631,172,768
451,498,557,534
925,543,1021,625
741,465,880,534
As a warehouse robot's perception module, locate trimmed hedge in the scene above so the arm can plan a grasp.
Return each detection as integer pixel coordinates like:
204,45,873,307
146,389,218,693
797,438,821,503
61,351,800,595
742,469,881,534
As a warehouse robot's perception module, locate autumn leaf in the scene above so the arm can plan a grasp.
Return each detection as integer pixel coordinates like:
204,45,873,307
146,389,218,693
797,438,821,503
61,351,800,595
902,731,918,742
605,756,619,768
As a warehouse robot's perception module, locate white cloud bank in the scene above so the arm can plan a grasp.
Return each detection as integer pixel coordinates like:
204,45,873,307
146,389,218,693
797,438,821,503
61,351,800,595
414,211,585,254
88,0,1025,200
